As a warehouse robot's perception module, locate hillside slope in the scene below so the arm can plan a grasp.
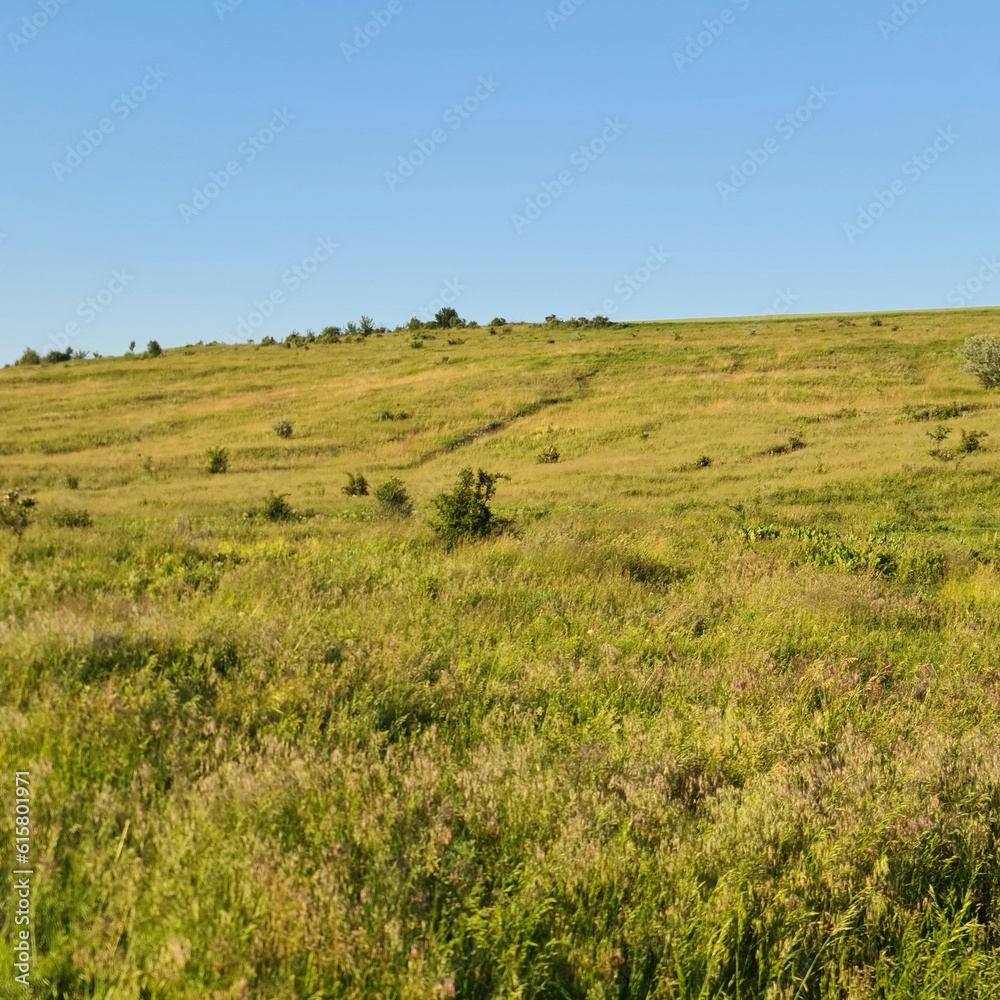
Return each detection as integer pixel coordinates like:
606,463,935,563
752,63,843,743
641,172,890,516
3,311,1000,998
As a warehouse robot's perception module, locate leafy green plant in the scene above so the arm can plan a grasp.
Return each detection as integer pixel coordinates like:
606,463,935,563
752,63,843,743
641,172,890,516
53,509,93,529
435,307,461,329
146,340,163,358
15,348,41,366
957,335,1000,388
1,489,36,543
206,447,229,474
537,445,560,464
374,478,413,518
64,475,80,490
342,473,369,497
760,436,806,457
957,429,988,455
263,493,295,521
432,468,510,548
927,425,954,462
273,418,294,439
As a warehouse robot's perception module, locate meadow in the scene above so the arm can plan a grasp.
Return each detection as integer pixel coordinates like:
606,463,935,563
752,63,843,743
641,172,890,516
2,310,1000,999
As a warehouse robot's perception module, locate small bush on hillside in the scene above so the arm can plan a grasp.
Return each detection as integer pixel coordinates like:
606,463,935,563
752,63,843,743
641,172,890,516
64,475,80,490
1,489,36,541
760,436,806,457
343,473,369,497
537,445,560,464
206,448,229,474
432,468,510,549
146,340,163,358
16,348,41,366
957,429,988,455
958,336,1000,389
378,410,410,422
53,509,93,529
273,418,294,439
263,493,295,521
491,317,507,327
374,478,413,518
905,401,976,422
44,350,73,364
435,307,461,329
243,493,301,522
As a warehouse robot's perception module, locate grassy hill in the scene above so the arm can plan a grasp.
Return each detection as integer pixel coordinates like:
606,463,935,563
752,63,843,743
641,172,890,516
3,310,1000,998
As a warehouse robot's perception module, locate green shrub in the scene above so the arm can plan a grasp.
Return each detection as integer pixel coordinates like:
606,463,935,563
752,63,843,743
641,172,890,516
1,489,36,541
537,445,560,464
273,418,294,440
263,493,294,521
64,475,80,490
432,468,510,548
206,447,229,474
957,429,988,455
957,336,1000,388
435,307,461,329
146,340,163,358
342,473,369,497
374,478,413,518
15,348,41,366
53,509,93,529
760,436,806,457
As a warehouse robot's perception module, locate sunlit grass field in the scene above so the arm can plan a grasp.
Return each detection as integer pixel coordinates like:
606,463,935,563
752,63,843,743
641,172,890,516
3,310,1000,998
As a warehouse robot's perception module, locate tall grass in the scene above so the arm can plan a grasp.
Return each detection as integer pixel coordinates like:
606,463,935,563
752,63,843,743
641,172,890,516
2,311,1000,997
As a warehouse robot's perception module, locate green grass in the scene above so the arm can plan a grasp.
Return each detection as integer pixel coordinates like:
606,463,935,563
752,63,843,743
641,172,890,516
2,311,1000,998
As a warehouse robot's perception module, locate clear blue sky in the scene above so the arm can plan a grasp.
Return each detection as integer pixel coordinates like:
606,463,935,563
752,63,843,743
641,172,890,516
2,0,997,363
